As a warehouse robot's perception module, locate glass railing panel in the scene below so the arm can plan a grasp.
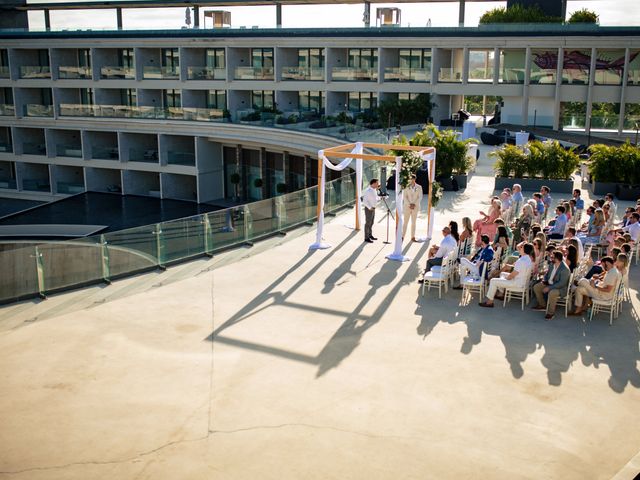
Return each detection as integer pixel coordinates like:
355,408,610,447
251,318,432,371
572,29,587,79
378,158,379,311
59,103,95,117
627,69,640,86
234,66,274,80
100,66,135,79
22,178,50,191
103,226,159,276
165,107,185,120
56,144,83,158
277,187,313,229
0,66,9,78
24,104,54,117
561,115,586,129
22,142,46,155
142,65,179,79
160,216,206,263
438,68,463,83
186,66,226,80
58,66,92,79
207,207,247,251
39,239,104,292
332,67,377,81
590,116,619,130
468,70,494,83
0,244,40,303
19,66,51,78
91,146,119,160
167,150,195,166
529,68,557,84
623,115,640,131
182,107,225,122
562,69,589,85
0,178,17,189
383,67,430,82
57,181,85,194
281,66,325,81
0,143,12,153
594,70,622,85
129,148,159,163
246,197,279,239
499,68,525,84
0,104,15,116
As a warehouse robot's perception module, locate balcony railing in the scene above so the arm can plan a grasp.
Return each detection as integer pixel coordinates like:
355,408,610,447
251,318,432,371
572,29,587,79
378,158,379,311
468,69,494,83
0,178,17,189
57,182,85,194
281,66,324,81
332,67,377,82
22,178,50,192
628,69,640,86
0,66,9,78
22,142,47,155
499,68,526,84
234,66,274,80
562,70,589,85
0,104,15,116
56,144,83,158
0,143,13,153
438,68,463,83
59,104,226,122
19,66,51,79
383,67,430,82
24,104,54,117
142,65,180,80
91,146,119,160
186,66,226,80
58,66,92,79
529,68,557,84
100,66,135,79
129,148,159,163
167,150,196,166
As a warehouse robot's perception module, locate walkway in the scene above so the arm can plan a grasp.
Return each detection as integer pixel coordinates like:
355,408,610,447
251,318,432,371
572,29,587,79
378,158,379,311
1,146,639,479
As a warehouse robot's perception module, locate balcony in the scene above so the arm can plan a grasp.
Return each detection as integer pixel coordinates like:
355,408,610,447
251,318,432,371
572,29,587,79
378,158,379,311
142,66,179,80
234,67,274,81
383,67,430,82
0,178,17,189
0,104,15,116
332,67,377,82
500,68,526,84
529,69,557,84
56,144,83,158
58,66,92,79
100,66,135,80
19,66,51,79
24,104,54,117
0,143,13,153
58,103,227,123
22,142,47,155
56,181,85,194
186,66,226,80
628,69,640,86
281,66,324,81
167,150,195,166
438,68,463,83
468,70,494,83
91,146,119,160
0,66,9,78
129,148,158,163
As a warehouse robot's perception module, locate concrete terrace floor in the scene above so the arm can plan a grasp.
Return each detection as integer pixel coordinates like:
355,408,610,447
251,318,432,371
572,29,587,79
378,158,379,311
1,146,639,480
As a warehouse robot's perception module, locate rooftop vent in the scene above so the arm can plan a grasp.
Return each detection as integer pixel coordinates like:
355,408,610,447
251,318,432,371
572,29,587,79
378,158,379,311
376,7,401,27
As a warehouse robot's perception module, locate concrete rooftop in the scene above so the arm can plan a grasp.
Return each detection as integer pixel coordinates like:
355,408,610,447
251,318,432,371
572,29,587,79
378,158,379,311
1,146,639,479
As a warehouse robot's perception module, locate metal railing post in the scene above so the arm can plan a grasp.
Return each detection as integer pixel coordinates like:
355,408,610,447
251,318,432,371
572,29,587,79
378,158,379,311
34,246,46,299
101,234,111,284
203,214,213,256
155,223,165,269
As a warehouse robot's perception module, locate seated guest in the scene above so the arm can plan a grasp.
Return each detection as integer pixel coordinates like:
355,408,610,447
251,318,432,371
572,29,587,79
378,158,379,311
570,256,620,316
616,253,629,289
605,193,617,215
573,189,585,215
458,217,474,254
561,227,584,258
473,198,502,246
454,234,495,288
580,206,595,232
585,248,622,280
419,226,458,281
512,184,524,215
602,203,612,224
449,220,460,243
532,250,571,320
563,201,572,223
533,193,545,220
479,242,534,308
565,244,579,272
577,208,605,244
500,190,512,213
545,205,568,240
494,226,510,254
618,207,635,228
620,212,640,243
493,218,513,241
513,204,534,243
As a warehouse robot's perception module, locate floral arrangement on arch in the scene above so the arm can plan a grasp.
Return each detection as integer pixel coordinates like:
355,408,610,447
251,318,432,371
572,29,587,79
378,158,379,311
398,150,424,189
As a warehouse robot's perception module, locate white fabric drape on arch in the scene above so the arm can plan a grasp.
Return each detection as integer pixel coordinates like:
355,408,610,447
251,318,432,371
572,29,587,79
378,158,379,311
309,142,363,250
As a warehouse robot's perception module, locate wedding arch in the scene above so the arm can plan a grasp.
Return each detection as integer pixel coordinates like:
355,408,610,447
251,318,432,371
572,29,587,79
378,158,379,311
310,141,436,262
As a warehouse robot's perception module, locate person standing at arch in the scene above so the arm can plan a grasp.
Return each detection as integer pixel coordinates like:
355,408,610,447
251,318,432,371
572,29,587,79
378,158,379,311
402,174,423,242
363,178,380,243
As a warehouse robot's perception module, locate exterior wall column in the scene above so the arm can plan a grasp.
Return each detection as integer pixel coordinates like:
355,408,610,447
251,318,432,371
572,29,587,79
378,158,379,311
462,47,469,85
276,3,282,28
522,47,532,126
552,47,564,130
617,48,631,134
260,147,268,198
584,47,597,136
492,47,500,85
116,8,123,29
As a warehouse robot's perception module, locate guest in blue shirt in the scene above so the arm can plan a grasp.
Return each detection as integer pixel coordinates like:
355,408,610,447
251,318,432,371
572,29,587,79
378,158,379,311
512,183,524,215
546,205,568,240
454,234,495,288
573,189,584,211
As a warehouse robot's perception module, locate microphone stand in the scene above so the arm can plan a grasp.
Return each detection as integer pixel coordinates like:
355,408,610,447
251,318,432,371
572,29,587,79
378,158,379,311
380,193,395,245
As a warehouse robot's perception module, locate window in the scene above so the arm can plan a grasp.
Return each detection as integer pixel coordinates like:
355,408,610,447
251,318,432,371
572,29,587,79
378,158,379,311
251,90,274,109
1,88,13,105
162,48,179,69
348,48,378,70
37,49,49,67
398,49,430,70
298,91,324,112
163,89,181,108
120,88,136,106
0,50,8,67
118,48,134,68
78,49,91,68
205,48,225,69
80,88,94,105
207,90,226,109
298,48,324,68
348,92,377,112
251,49,273,69
40,89,52,106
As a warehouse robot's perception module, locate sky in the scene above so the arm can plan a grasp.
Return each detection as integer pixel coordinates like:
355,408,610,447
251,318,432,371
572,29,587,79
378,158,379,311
25,0,640,30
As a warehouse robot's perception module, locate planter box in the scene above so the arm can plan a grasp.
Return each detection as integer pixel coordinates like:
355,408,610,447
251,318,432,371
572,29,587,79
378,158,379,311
616,184,640,201
494,177,574,193
453,174,468,190
590,181,618,197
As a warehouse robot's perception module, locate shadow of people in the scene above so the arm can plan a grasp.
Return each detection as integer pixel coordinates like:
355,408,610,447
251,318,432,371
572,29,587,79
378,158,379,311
321,242,366,294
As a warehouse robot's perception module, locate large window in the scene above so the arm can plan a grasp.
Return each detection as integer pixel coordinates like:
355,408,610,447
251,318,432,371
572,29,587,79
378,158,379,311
562,49,590,85
1,88,13,105
560,102,587,129
251,49,273,69
163,89,181,108
78,48,91,68
162,48,179,69
206,48,225,69
499,49,526,84
207,90,226,109
298,48,324,68
591,103,620,130
80,88,94,105
468,49,495,83
530,49,558,84
594,49,625,85
298,91,324,112
120,88,136,106
37,49,49,67
118,48,134,68
348,48,378,70
627,49,640,85
251,90,274,109
348,92,377,112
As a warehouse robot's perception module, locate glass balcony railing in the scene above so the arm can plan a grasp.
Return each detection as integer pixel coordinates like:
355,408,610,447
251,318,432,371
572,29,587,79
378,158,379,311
22,142,47,155
186,66,226,80
529,68,557,84
129,148,159,163
0,104,15,116
58,104,227,122
383,67,430,82
593,70,623,85
182,107,225,121
623,116,640,131
438,68,463,83
100,66,135,79
22,178,50,192
0,143,13,153
58,66,92,79
24,104,54,117
167,150,196,166
468,69,494,83
142,65,180,80
0,66,9,78
627,69,640,86
56,144,83,158
91,146,119,160
19,66,51,79
562,70,589,85
234,66,274,80
589,116,620,130
0,178,17,189
499,68,526,84
561,115,586,129
281,66,325,81
332,67,377,82
57,182,85,194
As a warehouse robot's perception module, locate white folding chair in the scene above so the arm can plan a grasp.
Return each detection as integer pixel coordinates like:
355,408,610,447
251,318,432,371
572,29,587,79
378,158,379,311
553,270,575,318
503,267,532,310
422,251,454,299
460,261,487,303
589,278,624,325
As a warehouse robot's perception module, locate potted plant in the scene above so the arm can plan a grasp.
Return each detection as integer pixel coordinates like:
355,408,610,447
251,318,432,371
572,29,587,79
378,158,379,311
588,142,640,198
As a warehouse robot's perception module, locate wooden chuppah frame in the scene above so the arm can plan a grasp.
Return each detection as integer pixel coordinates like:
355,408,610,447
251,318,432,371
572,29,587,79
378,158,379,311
312,142,436,261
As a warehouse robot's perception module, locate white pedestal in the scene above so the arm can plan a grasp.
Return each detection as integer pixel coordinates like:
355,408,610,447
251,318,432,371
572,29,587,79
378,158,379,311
515,132,529,147
462,121,476,140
